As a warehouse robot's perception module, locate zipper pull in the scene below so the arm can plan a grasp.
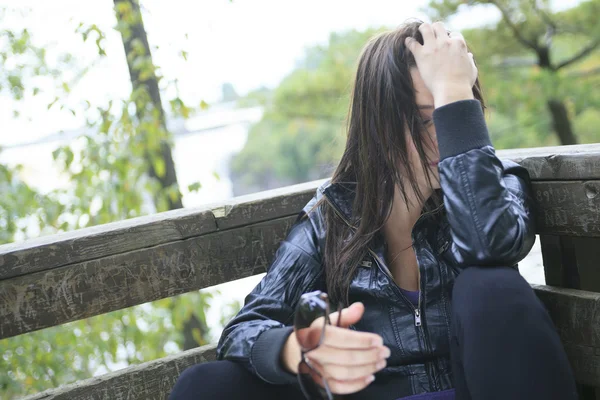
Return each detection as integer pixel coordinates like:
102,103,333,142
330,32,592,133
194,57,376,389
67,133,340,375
414,309,422,327
438,240,449,255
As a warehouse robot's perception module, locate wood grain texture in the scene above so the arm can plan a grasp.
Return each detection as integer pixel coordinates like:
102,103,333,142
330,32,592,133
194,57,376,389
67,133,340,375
532,181,600,237
0,180,320,281
533,285,600,387
22,344,217,400
2,144,599,282
498,143,600,181
0,216,297,339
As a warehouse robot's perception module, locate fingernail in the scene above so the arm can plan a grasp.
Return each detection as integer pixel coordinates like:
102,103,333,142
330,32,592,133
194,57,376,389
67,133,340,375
380,347,391,358
376,360,386,369
366,375,375,384
372,337,383,346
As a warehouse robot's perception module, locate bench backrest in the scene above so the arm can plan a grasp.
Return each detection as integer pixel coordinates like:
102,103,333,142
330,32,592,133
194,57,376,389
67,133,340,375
2,143,599,399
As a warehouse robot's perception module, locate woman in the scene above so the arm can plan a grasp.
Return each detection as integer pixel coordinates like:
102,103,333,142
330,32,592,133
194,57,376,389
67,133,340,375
170,21,577,400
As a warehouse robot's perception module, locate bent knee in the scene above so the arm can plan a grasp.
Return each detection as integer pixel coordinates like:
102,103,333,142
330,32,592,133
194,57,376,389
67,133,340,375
452,266,540,320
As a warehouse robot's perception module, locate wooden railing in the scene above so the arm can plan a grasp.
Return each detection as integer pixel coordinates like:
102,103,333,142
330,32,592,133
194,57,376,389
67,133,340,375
2,143,600,399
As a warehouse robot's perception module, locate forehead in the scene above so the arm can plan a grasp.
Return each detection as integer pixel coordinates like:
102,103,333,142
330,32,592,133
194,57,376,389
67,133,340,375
410,68,434,107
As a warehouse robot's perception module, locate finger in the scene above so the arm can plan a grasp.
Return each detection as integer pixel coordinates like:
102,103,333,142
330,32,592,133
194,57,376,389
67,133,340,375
308,302,362,331
322,360,386,381
468,52,476,64
449,31,468,49
328,374,376,395
449,31,464,40
431,21,447,41
307,344,390,366
321,325,383,349
404,37,421,55
418,22,435,46
328,302,364,328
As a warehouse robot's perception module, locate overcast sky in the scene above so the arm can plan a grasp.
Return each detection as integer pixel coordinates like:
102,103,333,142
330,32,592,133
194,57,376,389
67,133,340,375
0,0,580,146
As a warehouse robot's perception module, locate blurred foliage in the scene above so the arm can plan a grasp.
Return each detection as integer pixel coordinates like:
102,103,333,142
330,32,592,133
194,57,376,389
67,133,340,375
0,7,71,242
0,2,236,398
427,0,600,146
230,29,384,194
236,86,272,108
0,8,63,105
1,291,215,398
231,0,600,196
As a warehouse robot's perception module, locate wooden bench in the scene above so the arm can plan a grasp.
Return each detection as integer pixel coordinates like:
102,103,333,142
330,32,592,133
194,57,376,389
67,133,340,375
2,143,600,399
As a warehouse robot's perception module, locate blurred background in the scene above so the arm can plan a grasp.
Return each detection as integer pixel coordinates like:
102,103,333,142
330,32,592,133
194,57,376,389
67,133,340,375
1,0,599,397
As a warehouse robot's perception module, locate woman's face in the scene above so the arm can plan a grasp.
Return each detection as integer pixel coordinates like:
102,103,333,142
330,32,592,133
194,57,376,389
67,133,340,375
404,67,440,190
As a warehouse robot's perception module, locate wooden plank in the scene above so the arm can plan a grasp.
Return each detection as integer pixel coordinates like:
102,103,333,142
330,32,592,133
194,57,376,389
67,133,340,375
533,285,600,387
1,145,599,282
498,143,600,181
22,344,217,400
0,208,216,282
21,286,600,400
3,178,600,338
0,180,321,281
533,181,600,237
0,215,297,340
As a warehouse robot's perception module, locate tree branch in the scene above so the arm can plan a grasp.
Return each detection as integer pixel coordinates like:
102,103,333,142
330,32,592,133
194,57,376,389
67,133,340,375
530,0,557,31
555,38,600,70
490,0,539,51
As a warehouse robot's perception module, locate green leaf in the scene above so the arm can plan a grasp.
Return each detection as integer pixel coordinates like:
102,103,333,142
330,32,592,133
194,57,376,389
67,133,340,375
200,100,209,110
153,157,166,178
64,147,74,168
187,182,202,192
180,50,188,61
47,97,59,110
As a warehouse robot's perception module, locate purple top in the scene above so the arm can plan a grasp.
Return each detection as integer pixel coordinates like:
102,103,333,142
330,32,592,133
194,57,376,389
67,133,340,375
396,288,456,400
399,287,420,306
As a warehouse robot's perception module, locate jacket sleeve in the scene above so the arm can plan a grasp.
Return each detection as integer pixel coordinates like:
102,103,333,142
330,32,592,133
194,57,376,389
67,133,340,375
434,99,536,267
216,200,325,385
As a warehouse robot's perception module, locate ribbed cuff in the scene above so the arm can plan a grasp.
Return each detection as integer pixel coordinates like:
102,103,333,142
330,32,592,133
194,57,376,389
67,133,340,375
433,99,492,160
251,326,298,385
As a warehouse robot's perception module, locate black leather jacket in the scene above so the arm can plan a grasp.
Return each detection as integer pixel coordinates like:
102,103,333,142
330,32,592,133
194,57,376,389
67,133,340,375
217,100,536,399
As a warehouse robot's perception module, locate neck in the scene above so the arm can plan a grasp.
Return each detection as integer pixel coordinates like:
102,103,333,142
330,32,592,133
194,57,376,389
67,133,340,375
383,183,433,248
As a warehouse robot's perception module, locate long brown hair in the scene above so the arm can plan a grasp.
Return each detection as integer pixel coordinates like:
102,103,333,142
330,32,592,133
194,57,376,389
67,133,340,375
315,21,485,307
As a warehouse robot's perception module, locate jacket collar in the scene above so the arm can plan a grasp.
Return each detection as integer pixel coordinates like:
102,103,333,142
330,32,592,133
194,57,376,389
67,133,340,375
319,180,358,226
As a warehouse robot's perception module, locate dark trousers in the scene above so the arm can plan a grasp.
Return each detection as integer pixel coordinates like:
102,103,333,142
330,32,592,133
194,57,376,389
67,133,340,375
169,266,578,400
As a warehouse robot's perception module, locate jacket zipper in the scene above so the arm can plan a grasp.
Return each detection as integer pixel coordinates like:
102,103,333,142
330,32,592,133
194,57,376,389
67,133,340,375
322,190,442,391
321,191,424,326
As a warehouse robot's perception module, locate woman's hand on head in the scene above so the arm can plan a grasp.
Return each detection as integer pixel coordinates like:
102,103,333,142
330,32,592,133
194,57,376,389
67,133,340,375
404,21,478,108
280,302,390,395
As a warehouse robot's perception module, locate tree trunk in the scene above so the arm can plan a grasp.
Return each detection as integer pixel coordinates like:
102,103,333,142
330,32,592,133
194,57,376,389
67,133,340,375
182,313,209,351
547,99,578,145
113,0,206,353
114,0,183,210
